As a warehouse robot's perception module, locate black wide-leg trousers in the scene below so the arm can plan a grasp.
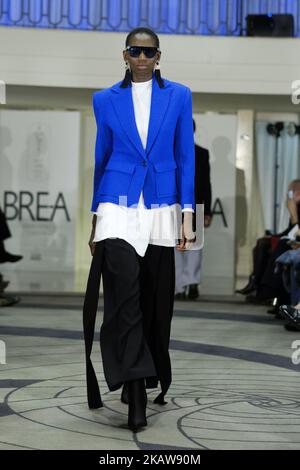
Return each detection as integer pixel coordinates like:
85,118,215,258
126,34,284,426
83,237,175,408
101,238,157,391
139,243,175,404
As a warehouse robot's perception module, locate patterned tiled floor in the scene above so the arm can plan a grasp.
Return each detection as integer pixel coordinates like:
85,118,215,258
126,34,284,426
0,295,300,450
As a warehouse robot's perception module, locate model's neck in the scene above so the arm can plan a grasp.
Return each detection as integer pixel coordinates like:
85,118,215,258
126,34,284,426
131,72,154,83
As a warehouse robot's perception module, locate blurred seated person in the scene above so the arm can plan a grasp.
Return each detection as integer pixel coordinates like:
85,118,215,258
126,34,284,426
236,180,300,299
276,238,300,306
253,231,298,307
277,238,300,331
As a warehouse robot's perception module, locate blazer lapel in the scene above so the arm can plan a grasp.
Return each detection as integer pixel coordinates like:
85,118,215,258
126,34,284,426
146,76,172,156
110,73,172,160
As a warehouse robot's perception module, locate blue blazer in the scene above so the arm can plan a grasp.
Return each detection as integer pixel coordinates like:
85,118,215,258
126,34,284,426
91,71,195,212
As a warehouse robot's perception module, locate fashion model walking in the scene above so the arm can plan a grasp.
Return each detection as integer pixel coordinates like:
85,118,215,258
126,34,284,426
83,27,196,432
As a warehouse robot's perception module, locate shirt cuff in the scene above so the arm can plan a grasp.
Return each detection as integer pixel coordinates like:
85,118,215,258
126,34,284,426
182,208,194,213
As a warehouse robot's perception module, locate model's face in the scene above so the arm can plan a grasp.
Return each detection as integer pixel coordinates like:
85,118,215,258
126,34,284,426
123,33,161,82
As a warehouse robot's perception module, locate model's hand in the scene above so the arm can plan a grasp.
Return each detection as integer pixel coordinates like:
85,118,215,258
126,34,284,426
176,212,196,251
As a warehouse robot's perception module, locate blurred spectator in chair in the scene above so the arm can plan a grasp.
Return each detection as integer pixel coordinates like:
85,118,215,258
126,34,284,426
276,235,300,330
276,237,300,307
236,180,300,303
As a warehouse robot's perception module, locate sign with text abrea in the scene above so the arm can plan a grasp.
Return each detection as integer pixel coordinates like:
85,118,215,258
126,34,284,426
0,110,80,272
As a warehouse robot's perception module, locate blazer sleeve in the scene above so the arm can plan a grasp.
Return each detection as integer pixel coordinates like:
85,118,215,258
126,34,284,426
90,93,113,212
174,87,195,212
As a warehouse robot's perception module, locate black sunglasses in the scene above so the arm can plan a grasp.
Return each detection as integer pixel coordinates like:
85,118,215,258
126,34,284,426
125,45,160,59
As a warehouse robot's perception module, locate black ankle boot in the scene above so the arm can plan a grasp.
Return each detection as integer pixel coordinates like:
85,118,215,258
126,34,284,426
236,275,257,295
127,378,147,432
121,381,147,405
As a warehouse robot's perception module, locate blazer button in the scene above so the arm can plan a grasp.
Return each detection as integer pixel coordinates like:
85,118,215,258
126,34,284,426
143,161,147,167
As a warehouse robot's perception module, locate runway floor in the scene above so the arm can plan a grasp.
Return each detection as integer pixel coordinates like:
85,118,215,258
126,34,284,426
0,294,300,450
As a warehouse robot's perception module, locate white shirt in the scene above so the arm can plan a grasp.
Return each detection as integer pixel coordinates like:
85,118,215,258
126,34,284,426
93,77,186,257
